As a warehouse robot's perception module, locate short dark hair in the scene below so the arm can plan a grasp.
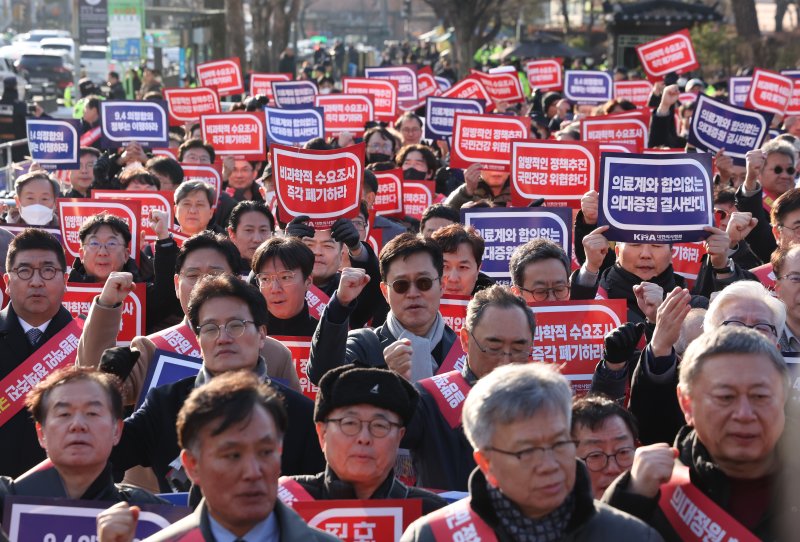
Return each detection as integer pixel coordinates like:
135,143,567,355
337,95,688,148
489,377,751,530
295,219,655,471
714,188,736,206
571,394,639,441
420,204,459,233
178,138,216,163
118,167,161,189
363,170,378,194
396,144,439,173
146,156,184,186
379,233,443,282
394,112,423,131
175,180,215,206
431,223,484,266
772,245,800,278
79,146,101,160
6,228,66,271
14,171,60,200
771,188,800,227
85,96,102,111
78,212,132,247
509,239,570,287
228,200,275,233
175,231,240,274
252,236,314,279
187,274,269,332
177,370,288,452
108,71,120,80
364,126,399,153
26,366,124,424
465,285,535,336
303,137,331,150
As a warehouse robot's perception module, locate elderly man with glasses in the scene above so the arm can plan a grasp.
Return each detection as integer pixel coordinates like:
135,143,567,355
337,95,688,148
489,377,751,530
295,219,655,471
402,364,661,541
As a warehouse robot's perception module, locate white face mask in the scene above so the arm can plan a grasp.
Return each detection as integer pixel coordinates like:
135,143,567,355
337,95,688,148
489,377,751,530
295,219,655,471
19,203,54,226
319,87,332,94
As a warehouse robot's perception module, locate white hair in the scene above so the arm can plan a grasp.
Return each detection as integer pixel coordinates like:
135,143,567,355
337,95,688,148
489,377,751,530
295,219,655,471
703,280,786,337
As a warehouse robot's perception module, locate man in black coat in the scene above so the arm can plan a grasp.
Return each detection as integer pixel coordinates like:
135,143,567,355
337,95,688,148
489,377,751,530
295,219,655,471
108,274,324,493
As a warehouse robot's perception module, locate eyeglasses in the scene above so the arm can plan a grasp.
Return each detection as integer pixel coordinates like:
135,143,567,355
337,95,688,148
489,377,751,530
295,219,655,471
10,265,63,281
519,285,570,302
778,223,800,236
326,416,402,438
196,319,256,340
257,271,298,287
385,276,439,294
771,166,796,175
721,319,778,337
400,126,421,134
351,219,367,231
777,273,800,284
179,268,227,283
367,142,394,153
713,208,728,222
84,239,125,252
580,447,635,472
469,330,531,360
484,440,576,464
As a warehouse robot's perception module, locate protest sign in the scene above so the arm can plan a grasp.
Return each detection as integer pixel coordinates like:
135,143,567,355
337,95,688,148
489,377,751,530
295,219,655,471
196,57,244,96
271,336,316,400
373,168,404,217
635,30,699,81
403,181,435,221
58,199,140,264
440,295,470,334
440,75,493,110
728,77,752,108
26,118,81,169
4,495,189,542
365,65,418,101
470,69,526,104
435,76,452,91
151,147,178,159
342,77,399,122
265,105,325,146
462,207,573,284
598,152,713,243
688,94,771,166
525,58,563,91
92,189,173,241
272,142,364,228
250,72,292,100
63,283,145,345
563,70,612,103
581,111,649,149
136,350,203,408
424,96,484,140
782,70,800,116
272,80,318,107
599,142,639,154
745,68,793,115
99,100,169,148
293,499,422,542
450,112,531,172
529,300,626,394
613,80,653,108
314,94,374,138
398,67,441,111
511,140,598,208
200,111,267,160
672,241,706,288
181,163,222,208
163,87,220,125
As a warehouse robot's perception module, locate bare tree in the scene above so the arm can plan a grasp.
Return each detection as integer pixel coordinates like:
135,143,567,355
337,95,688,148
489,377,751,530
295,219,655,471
249,0,302,72
730,0,761,38
226,0,247,68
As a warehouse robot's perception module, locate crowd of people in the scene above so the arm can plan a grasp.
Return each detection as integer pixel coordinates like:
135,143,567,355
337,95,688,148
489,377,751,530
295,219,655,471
0,35,799,541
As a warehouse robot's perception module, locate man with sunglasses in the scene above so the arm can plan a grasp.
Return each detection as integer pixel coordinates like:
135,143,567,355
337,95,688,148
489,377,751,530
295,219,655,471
308,233,458,385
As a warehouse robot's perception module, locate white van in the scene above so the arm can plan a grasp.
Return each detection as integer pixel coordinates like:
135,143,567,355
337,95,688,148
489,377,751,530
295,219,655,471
79,45,111,84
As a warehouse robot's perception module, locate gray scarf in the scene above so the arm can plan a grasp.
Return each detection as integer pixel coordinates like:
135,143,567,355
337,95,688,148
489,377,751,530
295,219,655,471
488,481,575,542
385,310,445,382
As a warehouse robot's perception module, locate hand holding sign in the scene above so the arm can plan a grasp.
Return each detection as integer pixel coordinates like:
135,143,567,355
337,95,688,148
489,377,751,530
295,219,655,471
96,501,139,542
384,338,413,380
331,218,361,251
650,286,692,357
633,281,664,323
285,215,316,239
582,225,610,274
630,443,679,498
99,271,136,308
726,211,757,247
337,267,370,306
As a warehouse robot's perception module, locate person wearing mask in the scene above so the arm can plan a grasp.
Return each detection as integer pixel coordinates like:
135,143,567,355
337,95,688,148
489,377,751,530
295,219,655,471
396,144,439,181
227,201,274,276
3,171,60,228
364,126,400,165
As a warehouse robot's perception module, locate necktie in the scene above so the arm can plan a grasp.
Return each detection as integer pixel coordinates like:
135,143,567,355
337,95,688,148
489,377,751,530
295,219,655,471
26,328,43,347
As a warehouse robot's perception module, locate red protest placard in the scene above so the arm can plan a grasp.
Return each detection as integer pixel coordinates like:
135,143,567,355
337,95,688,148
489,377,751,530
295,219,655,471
511,140,598,208
439,295,470,334
196,57,244,96
200,112,266,160
470,69,525,104
180,163,222,209
250,72,292,100
745,68,794,116
525,58,563,91
672,241,706,289
293,499,423,542
529,299,626,395
373,168,404,217
450,112,532,172
403,181,435,221
441,75,493,111
598,142,640,154
151,147,178,159
270,336,316,400
613,80,653,108
635,30,700,82
63,283,146,344
581,112,649,149
92,190,173,241
783,71,800,116
58,199,140,265
399,66,442,111
313,94,374,138
342,77,398,123
163,87,220,126
272,142,364,229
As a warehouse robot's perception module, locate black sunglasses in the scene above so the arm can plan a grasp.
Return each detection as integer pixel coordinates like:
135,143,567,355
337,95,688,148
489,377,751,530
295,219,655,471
772,166,796,175
386,276,440,294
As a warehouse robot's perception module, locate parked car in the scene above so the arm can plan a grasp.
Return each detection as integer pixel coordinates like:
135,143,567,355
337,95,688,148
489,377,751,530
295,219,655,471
79,45,111,85
40,37,76,60
14,51,72,98
12,29,71,44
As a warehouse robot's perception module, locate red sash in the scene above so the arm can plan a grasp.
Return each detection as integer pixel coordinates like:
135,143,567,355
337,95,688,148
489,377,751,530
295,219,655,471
0,318,84,428
419,370,471,429
148,321,201,359
277,476,316,506
658,464,760,542
436,340,467,375
79,126,101,147
763,191,777,215
750,262,776,290
427,498,496,542
305,284,330,321
177,529,205,541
